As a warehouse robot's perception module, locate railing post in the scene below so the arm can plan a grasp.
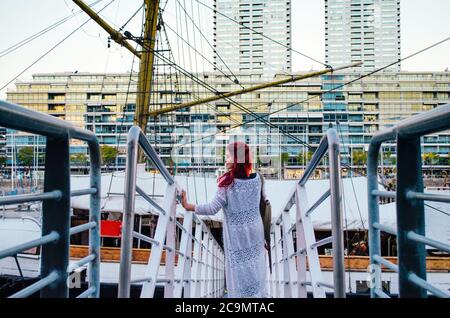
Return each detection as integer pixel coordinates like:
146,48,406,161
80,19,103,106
118,128,139,298
367,141,382,298
174,211,193,297
213,243,218,298
140,183,177,298
295,185,308,298
88,139,101,298
273,224,284,298
40,136,70,298
297,184,326,298
265,247,272,297
200,231,210,297
206,236,214,297
269,228,277,297
211,243,215,298
280,214,290,297
191,221,203,297
220,250,225,296
281,211,297,297
183,224,193,298
397,136,427,297
327,129,346,298
164,186,177,298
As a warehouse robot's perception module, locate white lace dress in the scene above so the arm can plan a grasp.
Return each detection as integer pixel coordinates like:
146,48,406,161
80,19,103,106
195,174,267,298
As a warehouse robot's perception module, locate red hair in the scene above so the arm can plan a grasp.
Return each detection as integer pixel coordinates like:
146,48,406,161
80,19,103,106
218,142,252,188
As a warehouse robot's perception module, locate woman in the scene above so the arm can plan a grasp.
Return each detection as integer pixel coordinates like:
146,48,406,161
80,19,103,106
181,141,267,298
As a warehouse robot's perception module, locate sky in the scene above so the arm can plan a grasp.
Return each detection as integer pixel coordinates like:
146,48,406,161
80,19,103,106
0,0,449,98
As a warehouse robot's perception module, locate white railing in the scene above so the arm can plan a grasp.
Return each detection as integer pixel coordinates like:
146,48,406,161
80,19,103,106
269,129,346,298
118,126,225,298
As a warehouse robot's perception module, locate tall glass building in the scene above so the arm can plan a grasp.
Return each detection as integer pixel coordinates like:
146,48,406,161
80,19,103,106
325,0,401,72
213,0,292,78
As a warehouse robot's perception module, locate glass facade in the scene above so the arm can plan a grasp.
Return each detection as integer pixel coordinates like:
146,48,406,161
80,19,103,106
3,71,450,176
214,0,291,78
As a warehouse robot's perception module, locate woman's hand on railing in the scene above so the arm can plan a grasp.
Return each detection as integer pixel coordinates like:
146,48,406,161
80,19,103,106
181,190,196,212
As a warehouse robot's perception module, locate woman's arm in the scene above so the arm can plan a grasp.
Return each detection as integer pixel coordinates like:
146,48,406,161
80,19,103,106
181,188,226,215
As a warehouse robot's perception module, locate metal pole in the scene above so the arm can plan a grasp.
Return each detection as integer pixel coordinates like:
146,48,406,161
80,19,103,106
40,136,70,297
164,188,176,298
11,130,15,191
396,136,427,297
118,128,139,298
367,140,382,298
138,215,142,249
88,137,101,297
279,132,281,180
327,129,345,298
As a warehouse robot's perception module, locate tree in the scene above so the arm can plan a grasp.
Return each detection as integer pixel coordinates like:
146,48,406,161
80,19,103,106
0,155,6,168
296,150,313,166
0,155,6,175
352,150,367,166
422,152,439,165
100,145,118,170
17,147,34,187
383,151,396,165
18,146,34,168
280,152,290,178
70,153,88,173
281,152,290,166
352,150,367,175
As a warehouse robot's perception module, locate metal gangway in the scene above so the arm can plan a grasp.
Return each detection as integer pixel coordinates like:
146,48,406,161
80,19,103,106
367,103,450,298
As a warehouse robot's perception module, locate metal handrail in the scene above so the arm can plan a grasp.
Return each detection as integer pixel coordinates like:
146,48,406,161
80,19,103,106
118,126,225,298
270,128,345,298
0,100,101,298
368,103,450,298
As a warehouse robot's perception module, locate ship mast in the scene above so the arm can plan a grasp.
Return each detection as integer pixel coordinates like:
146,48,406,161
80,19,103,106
72,0,159,162
74,0,161,133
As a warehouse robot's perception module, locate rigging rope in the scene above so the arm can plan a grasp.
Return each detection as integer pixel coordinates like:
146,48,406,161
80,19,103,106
176,0,242,86
119,3,144,31
104,2,144,209
168,36,450,172
145,45,318,155
0,0,102,59
0,0,117,91
164,22,240,87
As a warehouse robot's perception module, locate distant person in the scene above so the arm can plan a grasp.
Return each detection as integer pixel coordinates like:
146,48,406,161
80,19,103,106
181,142,268,298
350,241,368,256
